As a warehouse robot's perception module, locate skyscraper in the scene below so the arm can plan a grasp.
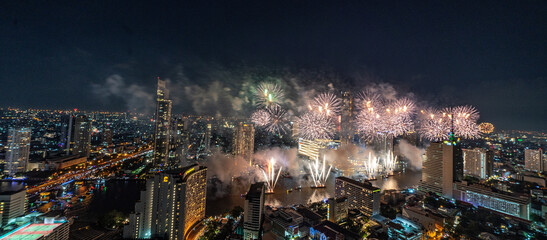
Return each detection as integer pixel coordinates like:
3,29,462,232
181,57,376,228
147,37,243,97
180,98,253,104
463,148,493,179
169,117,189,164
243,182,265,240
62,115,92,157
335,177,380,217
123,164,207,240
420,142,463,198
233,122,255,165
4,127,31,176
153,78,172,166
340,91,354,146
524,149,544,172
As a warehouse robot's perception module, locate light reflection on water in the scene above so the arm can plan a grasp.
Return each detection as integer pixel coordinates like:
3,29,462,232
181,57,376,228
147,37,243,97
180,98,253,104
206,170,421,216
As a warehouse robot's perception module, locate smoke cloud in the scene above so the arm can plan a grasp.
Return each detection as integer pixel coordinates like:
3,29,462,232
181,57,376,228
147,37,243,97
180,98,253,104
91,74,154,114
397,140,425,170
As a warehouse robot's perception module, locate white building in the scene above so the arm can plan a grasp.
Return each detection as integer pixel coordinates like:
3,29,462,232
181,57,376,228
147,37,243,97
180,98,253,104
4,127,31,177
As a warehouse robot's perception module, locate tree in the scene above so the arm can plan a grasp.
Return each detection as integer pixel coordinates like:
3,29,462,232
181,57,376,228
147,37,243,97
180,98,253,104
99,210,125,229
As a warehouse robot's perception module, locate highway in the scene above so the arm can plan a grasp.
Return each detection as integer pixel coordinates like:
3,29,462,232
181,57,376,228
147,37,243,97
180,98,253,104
26,149,152,195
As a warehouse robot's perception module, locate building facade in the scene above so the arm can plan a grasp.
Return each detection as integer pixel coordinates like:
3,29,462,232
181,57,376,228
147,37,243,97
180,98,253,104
233,122,255,166
243,182,265,240
335,177,380,217
153,78,173,166
123,165,207,240
4,127,31,176
463,148,493,179
419,142,463,198
524,149,544,172
453,182,530,220
0,189,27,226
62,115,92,157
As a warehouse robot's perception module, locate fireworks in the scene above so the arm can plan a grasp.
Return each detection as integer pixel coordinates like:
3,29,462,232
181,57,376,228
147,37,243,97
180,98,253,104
251,106,288,134
355,92,415,140
297,112,335,140
251,109,270,127
363,152,380,179
382,150,397,174
310,92,342,116
418,108,450,141
479,122,494,134
265,105,289,134
308,156,332,188
419,106,480,141
255,82,285,107
260,158,283,193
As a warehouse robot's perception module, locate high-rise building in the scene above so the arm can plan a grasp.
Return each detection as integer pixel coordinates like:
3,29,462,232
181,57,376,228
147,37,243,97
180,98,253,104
340,91,354,146
335,177,380,217
169,117,189,163
4,127,31,176
153,78,172,166
327,197,348,223
61,115,92,157
233,122,254,165
243,182,265,240
0,188,27,226
102,128,112,146
123,164,207,240
419,142,463,198
463,148,493,179
524,149,544,172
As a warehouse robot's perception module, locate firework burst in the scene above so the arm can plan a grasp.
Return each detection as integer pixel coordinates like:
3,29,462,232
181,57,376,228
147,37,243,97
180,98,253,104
419,106,480,141
308,156,332,188
251,109,270,127
478,122,494,134
310,92,342,116
255,82,285,107
260,158,283,193
297,112,335,140
265,105,289,135
355,92,415,140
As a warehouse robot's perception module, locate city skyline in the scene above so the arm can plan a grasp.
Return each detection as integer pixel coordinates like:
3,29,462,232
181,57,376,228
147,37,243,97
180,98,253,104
1,1,546,131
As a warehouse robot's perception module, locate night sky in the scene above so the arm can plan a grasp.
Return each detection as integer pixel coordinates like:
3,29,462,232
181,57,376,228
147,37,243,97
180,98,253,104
1,1,546,131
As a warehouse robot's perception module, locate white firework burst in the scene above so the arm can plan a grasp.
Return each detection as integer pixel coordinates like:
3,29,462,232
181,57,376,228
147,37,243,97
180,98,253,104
297,112,335,140
255,82,285,107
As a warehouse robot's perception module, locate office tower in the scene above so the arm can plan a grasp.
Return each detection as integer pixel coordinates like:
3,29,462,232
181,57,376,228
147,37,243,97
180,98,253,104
4,127,31,176
123,164,207,240
204,123,211,153
243,182,266,240
169,117,189,163
335,177,380,217
327,197,348,223
153,78,172,166
463,148,493,179
0,188,27,226
420,142,463,198
340,91,353,146
524,149,544,172
298,138,322,160
102,128,112,146
233,122,255,165
61,115,92,157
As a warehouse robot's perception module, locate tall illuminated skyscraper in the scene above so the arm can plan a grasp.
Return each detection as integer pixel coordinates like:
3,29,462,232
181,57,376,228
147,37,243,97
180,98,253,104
463,148,493,179
243,182,265,240
4,127,31,176
62,115,92,157
524,149,544,172
123,164,207,240
340,91,354,146
153,78,172,166
233,122,255,165
420,142,463,198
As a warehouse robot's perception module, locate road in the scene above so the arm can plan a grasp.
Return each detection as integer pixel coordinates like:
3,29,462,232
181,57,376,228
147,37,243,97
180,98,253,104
27,149,152,195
